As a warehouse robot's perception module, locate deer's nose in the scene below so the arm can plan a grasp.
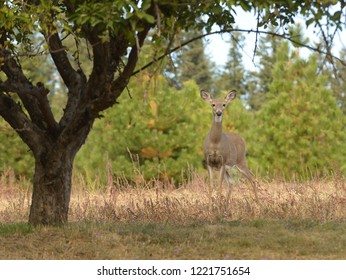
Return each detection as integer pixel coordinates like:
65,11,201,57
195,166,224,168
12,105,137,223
216,111,222,116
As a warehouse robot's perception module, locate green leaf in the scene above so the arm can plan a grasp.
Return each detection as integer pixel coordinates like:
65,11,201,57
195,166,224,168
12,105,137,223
135,10,155,23
331,10,342,22
305,17,315,27
142,13,155,24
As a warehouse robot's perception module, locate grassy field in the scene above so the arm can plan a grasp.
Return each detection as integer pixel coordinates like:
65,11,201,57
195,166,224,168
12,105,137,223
1,170,346,259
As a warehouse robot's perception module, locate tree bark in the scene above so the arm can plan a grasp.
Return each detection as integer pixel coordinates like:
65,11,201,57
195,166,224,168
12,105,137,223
29,153,73,225
27,109,93,225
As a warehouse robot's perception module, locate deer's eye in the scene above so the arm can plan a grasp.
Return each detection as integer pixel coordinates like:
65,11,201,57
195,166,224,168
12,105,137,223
222,104,226,107
212,104,216,107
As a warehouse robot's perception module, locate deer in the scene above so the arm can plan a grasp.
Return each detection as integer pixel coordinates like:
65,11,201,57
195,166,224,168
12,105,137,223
200,89,259,201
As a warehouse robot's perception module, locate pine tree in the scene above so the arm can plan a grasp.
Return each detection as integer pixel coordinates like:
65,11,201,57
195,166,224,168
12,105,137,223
317,46,346,114
331,48,346,114
248,24,309,110
167,30,215,91
248,25,282,110
217,31,246,95
75,75,211,184
250,42,346,178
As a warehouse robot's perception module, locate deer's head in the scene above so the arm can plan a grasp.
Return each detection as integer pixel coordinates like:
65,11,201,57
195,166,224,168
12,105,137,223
200,90,237,122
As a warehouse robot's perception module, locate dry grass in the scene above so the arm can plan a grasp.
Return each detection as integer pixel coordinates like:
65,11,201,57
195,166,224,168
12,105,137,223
66,175,346,224
1,170,346,224
1,170,346,259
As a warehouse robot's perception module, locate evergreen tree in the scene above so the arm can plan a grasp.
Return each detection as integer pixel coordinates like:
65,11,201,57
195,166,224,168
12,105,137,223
75,76,211,184
217,31,246,95
248,24,309,110
331,48,346,114
250,42,346,178
248,25,282,110
317,46,346,114
167,30,215,91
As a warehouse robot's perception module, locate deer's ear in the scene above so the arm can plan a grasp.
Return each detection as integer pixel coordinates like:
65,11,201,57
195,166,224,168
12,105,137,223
224,90,237,104
200,90,213,103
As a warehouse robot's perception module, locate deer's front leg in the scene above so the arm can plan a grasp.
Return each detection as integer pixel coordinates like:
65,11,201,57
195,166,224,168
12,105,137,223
206,155,214,193
218,165,225,194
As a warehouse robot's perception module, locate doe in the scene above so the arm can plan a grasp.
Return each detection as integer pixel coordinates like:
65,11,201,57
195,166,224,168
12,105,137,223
201,89,259,200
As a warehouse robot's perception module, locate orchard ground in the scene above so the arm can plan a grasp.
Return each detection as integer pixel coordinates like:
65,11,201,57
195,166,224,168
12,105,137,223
1,170,346,259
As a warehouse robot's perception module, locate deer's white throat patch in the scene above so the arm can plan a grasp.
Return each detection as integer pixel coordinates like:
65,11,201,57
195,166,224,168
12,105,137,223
215,115,223,122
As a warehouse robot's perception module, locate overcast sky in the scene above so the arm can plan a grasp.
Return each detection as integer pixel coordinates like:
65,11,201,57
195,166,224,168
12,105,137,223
206,8,346,71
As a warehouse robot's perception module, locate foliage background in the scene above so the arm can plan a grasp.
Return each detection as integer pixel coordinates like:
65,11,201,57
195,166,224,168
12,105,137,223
1,26,346,183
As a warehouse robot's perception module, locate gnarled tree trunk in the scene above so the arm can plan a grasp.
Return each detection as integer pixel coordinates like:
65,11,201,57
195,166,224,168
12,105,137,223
0,1,154,225
27,115,93,225
29,151,74,225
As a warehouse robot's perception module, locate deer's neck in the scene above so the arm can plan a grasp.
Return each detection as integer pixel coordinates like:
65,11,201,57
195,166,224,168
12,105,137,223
210,117,223,143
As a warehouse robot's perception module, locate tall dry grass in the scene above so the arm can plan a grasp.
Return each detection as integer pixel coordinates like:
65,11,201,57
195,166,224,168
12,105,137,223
0,169,346,224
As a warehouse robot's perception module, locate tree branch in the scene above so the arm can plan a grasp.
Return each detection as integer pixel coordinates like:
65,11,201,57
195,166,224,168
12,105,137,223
253,8,261,64
0,79,59,136
112,25,152,98
132,27,346,76
45,32,84,90
0,91,47,154
1,48,58,134
83,3,157,114
49,30,87,130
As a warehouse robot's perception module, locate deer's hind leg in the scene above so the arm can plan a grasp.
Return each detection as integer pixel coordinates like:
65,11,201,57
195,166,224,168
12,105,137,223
224,166,232,188
236,161,259,202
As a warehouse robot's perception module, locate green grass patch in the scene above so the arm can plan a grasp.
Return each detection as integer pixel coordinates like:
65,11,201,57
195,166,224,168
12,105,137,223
1,219,346,259
0,223,34,236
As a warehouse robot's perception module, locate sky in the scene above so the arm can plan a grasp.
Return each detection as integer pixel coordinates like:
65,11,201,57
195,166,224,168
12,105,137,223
206,10,259,70
206,8,346,71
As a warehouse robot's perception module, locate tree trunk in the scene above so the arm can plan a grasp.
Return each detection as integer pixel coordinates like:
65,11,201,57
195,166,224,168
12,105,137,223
0,2,153,226
28,151,74,225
